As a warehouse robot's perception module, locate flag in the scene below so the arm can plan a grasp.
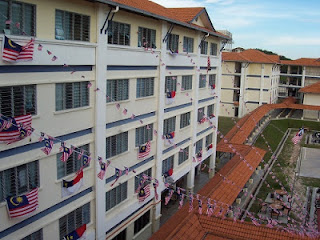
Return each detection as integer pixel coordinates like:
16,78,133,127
198,198,203,215
41,136,54,155
179,193,185,209
292,128,304,144
196,151,202,162
122,108,127,115
82,155,92,167
6,188,38,218
210,84,216,95
207,56,211,72
97,161,106,180
110,168,122,187
208,114,215,124
0,114,32,143
189,192,194,212
51,55,57,61
138,142,151,160
115,103,120,110
87,82,92,88
62,170,84,197
165,91,176,105
206,144,213,155
47,50,52,55
59,143,73,162
131,114,135,119
124,167,129,175
153,179,159,200
77,149,84,160
207,199,214,217
165,189,174,205
164,132,175,146
37,44,43,51
135,174,149,193
63,224,86,240
2,37,34,62
138,184,151,202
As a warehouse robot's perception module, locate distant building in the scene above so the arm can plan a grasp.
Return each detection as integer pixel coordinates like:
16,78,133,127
299,81,320,120
217,30,233,52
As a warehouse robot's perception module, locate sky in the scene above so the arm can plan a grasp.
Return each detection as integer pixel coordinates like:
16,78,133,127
151,0,320,60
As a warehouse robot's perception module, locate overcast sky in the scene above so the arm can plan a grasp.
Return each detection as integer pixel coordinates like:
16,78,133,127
151,0,320,59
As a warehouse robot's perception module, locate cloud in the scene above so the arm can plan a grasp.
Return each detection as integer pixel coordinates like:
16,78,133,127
266,36,320,46
150,0,204,8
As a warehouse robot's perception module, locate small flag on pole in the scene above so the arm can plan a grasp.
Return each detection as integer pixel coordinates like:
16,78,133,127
59,143,73,162
138,184,151,202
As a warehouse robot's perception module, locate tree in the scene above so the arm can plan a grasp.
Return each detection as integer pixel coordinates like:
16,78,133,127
255,48,291,60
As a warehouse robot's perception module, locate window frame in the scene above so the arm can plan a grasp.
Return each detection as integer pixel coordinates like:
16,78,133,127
195,139,203,153
163,116,176,135
209,74,216,87
199,75,207,88
134,168,152,190
106,132,128,159
197,107,205,122
207,104,215,117
134,210,150,235
180,112,190,129
135,124,153,147
167,33,179,53
183,36,194,53
106,182,128,211
138,26,156,49
106,79,129,103
136,78,154,98
107,21,130,46
21,229,43,240
200,40,208,55
181,75,192,91
210,42,218,56
162,156,174,175
178,146,189,165
165,76,177,93
206,133,213,147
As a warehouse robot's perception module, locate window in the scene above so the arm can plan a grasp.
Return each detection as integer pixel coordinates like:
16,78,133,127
209,74,216,87
21,229,43,240
55,10,90,41
162,156,174,175
207,104,215,117
0,85,36,117
210,43,218,56
112,229,127,240
165,76,177,92
59,203,90,240
199,75,206,88
163,117,176,135
134,210,150,234
198,107,205,122
180,112,190,129
183,37,194,53
57,144,89,179
0,0,36,36
106,132,128,158
106,182,127,211
200,41,208,55
178,147,189,164
181,75,192,91
196,139,203,153
138,27,156,48
136,78,154,98
206,133,213,146
167,33,179,53
134,168,152,190
107,79,129,103
0,161,39,202
135,124,153,147
56,82,89,111
108,21,130,46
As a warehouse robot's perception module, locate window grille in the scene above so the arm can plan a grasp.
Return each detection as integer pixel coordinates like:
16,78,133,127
165,76,177,93
180,112,190,129
55,82,89,111
21,229,43,240
200,40,208,55
209,74,216,87
0,85,36,117
55,10,90,41
198,107,205,122
112,229,127,240
210,43,218,56
134,168,152,190
207,104,215,117
59,203,90,240
106,132,128,158
108,21,130,46
0,0,36,36
162,156,174,175
206,133,213,146
183,36,194,53
196,139,203,153
138,27,156,48
57,144,89,179
106,79,129,102
181,75,192,91
134,210,150,234
0,160,39,202
178,146,189,164
163,117,176,135
167,33,179,53
136,78,154,98
106,182,127,211
199,75,206,88
135,124,153,147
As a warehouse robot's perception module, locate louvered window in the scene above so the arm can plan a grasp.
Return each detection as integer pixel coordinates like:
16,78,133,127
163,117,176,135
180,112,190,129
167,33,179,53
0,85,36,117
138,27,156,48
134,168,152,190
55,82,89,111
21,229,43,240
178,146,189,164
107,79,129,102
135,124,153,147
106,182,127,211
209,74,216,87
181,75,192,91
207,104,215,117
134,210,150,234
183,36,194,53
200,40,208,55
112,229,127,240
108,21,130,45
0,160,39,202
196,139,203,153
57,144,89,179
206,133,213,146
55,10,90,41
210,43,218,56
136,78,154,98
0,0,36,36
106,132,128,158
165,76,177,93
162,156,174,175
59,203,90,240
198,107,205,122
199,75,206,88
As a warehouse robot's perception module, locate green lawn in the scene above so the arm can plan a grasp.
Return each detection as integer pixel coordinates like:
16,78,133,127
218,116,238,136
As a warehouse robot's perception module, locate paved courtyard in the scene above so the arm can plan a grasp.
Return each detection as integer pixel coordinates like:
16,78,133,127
299,147,320,178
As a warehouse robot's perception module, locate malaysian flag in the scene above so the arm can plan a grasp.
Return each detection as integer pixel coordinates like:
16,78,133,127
59,143,73,162
179,193,185,209
138,142,151,160
82,155,92,167
2,36,34,62
207,56,211,72
110,168,122,187
196,151,202,162
189,192,194,212
198,198,203,215
97,161,106,180
138,184,150,202
153,179,159,200
292,128,304,144
165,189,174,205
41,136,54,155
6,188,38,218
122,108,127,115
207,199,214,216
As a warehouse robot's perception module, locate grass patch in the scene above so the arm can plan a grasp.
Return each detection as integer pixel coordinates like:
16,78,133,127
298,177,320,187
218,116,238,136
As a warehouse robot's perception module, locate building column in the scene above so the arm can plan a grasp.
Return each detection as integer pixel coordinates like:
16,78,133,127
259,64,265,105
208,153,215,178
239,62,247,117
95,4,108,240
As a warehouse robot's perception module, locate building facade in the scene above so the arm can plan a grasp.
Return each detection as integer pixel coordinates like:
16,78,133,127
0,0,228,239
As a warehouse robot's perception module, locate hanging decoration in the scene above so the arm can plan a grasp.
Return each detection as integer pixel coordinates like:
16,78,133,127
2,36,34,62
59,142,73,162
62,170,84,197
153,179,159,200
165,91,176,105
138,184,151,202
138,141,151,160
110,168,122,187
164,132,175,146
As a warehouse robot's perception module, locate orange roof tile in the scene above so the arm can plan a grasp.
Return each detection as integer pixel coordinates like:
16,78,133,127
281,58,320,67
168,7,204,23
299,81,320,94
223,49,280,64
